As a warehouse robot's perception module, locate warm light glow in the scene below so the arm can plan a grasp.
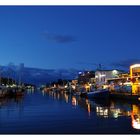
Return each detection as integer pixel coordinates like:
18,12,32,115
131,112,140,130
132,121,140,129
103,85,109,89
64,94,68,103
85,99,89,104
87,103,91,116
72,96,77,106
130,64,140,78
123,82,131,85
85,85,90,89
130,64,140,94
130,64,140,69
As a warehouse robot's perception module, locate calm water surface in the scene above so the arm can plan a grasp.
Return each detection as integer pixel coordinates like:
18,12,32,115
0,90,140,134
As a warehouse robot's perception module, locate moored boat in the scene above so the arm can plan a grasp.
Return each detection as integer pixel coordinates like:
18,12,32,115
87,89,110,99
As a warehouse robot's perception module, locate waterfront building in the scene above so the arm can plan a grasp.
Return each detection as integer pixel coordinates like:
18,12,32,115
130,64,140,78
107,72,130,85
77,71,95,84
130,64,140,94
95,69,122,85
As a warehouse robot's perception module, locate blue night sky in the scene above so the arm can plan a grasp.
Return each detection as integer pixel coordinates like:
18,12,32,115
0,6,140,70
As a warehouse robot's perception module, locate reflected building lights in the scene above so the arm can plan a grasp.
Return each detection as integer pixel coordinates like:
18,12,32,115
41,87,140,131
27,88,35,94
95,106,130,118
85,99,89,105
57,93,60,100
87,103,91,116
131,112,140,130
72,96,77,106
96,106,109,118
53,93,56,99
85,99,91,116
131,104,140,130
64,94,69,103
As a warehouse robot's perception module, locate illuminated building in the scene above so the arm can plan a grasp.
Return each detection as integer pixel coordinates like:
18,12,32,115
130,64,140,94
95,70,122,85
130,64,140,78
107,72,130,85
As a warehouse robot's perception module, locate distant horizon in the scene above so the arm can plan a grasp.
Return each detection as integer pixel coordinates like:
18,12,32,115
0,61,131,72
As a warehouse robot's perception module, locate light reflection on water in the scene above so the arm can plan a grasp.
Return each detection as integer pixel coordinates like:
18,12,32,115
0,90,140,134
45,90,140,132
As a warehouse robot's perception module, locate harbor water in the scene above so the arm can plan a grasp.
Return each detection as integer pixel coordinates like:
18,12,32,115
0,90,140,134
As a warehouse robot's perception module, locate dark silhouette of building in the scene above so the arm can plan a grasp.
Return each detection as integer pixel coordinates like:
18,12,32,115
78,71,95,84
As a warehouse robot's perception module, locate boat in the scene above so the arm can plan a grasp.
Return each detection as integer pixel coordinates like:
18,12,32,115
87,89,110,99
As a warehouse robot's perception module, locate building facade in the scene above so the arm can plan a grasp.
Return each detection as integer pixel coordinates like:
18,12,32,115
95,70,121,85
77,71,95,84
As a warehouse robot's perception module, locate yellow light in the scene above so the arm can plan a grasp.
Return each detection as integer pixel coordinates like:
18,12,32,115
72,96,77,106
130,64,140,78
87,103,91,116
130,64,140,69
85,85,90,89
132,121,140,130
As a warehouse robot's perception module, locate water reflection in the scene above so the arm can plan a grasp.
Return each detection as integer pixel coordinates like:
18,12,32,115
42,90,91,114
64,94,69,103
131,105,140,129
0,90,140,133
45,89,70,103
85,99,91,116
0,96,24,108
42,90,140,130
72,96,77,106
26,88,35,94
93,100,132,119
96,106,109,118
93,100,140,130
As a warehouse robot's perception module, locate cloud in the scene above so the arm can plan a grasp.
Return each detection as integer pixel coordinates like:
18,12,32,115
43,32,76,44
111,58,140,69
